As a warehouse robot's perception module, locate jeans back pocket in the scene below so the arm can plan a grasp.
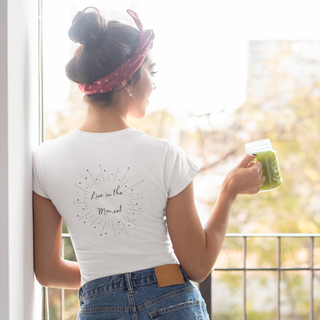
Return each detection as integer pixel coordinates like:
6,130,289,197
149,300,203,320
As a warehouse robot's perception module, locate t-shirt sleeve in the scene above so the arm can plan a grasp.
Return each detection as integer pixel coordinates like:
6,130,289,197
164,141,200,198
33,146,50,199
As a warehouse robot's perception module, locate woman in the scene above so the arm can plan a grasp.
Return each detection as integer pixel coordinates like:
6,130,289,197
33,7,265,319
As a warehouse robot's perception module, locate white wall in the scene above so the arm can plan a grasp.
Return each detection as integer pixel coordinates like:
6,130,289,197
0,0,9,318
0,0,41,319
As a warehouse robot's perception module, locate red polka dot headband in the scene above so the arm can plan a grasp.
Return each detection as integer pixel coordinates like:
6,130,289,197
78,9,155,95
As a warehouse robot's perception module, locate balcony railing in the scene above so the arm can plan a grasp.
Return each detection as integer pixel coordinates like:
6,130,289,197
199,233,320,320
41,233,320,320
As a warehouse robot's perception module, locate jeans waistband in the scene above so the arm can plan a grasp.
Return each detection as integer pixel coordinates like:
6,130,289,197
78,265,189,303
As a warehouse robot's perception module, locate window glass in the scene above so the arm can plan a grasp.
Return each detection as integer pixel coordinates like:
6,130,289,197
43,1,319,318
44,0,320,231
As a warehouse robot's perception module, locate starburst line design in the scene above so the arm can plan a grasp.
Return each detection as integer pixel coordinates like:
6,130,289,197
125,215,137,227
127,197,143,201
75,185,89,194
120,219,129,237
119,168,130,185
90,216,99,227
87,170,97,185
121,176,131,187
122,180,144,192
99,165,105,182
75,165,144,237
114,167,119,182
79,211,92,220
111,220,116,237
101,220,107,234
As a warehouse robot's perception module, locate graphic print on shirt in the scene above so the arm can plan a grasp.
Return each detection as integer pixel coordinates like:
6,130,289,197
73,164,144,237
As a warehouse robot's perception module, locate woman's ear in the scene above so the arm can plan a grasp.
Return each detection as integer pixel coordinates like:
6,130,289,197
121,77,133,94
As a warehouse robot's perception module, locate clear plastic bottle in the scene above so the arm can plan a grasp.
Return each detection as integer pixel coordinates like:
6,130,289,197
245,139,282,192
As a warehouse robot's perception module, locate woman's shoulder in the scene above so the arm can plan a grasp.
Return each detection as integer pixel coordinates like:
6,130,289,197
133,129,189,157
34,130,77,154
132,129,171,147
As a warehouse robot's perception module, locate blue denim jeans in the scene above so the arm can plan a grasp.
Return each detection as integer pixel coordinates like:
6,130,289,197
77,266,210,320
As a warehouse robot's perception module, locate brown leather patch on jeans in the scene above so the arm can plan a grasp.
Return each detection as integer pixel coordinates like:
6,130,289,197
154,264,185,287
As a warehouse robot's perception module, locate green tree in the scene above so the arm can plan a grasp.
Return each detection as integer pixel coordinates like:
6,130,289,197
45,41,320,319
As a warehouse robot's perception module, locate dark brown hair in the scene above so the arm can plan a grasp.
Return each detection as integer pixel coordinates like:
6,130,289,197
65,7,142,107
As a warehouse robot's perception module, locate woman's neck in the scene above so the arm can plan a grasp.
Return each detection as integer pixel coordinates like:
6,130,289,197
78,103,130,133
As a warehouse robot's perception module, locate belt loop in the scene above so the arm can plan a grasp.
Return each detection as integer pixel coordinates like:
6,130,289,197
78,287,83,306
179,266,190,283
125,273,134,293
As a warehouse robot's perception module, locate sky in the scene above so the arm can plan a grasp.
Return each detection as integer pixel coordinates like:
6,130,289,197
43,0,320,118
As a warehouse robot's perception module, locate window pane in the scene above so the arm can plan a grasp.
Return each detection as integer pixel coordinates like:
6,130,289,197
215,237,244,269
246,237,277,269
42,0,319,319
281,237,310,268
247,271,278,320
211,271,243,320
281,271,310,320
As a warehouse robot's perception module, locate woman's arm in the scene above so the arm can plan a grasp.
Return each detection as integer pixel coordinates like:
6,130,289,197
33,192,81,289
166,154,265,283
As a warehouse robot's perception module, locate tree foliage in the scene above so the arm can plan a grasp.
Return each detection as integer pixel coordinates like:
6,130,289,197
45,41,320,319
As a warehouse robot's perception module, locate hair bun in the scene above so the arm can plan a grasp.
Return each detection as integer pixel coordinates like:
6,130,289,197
68,7,104,45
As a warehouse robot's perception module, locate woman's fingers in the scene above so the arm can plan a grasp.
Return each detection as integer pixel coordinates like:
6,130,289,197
225,156,267,196
238,154,257,169
247,161,264,190
260,175,266,185
252,162,266,184
250,162,266,189
253,186,260,194
251,161,263,177
246,160,257,168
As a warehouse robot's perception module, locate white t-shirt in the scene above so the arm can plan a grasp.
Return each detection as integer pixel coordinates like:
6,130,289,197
33,128,199,286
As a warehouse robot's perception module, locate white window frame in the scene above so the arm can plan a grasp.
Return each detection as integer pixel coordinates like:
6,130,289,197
0,0,41,319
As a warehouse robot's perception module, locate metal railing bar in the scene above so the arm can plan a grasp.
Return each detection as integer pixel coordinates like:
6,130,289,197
213,267,320,271
61,237,65,320
243,237,247,320
42,287,46,320
225,233,320,237
277,236,280,320
198,275,212,319
310,237,314,320
279,267,319,271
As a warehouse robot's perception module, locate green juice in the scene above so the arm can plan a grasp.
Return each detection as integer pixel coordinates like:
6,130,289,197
254,151,282,192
